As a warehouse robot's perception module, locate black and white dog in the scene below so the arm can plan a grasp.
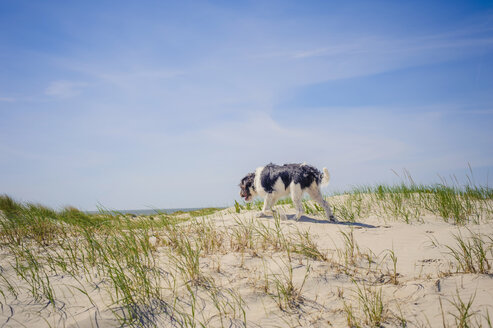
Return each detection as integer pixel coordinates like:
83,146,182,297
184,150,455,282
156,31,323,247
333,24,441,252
239,163,337,222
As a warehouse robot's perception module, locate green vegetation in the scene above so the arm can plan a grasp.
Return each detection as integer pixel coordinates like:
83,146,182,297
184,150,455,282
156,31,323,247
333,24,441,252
331,183,493,224
448,291,477,328
445,230,493,274
170,207,223,217
0,194,330,326
0,195,236,327
343,281,387,328
354,281,386,328
268,257,310,312
1,176,491,327
236,179,492,225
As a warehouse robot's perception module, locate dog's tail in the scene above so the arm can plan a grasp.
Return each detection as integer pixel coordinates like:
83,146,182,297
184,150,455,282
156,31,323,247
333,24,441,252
321,167,331,186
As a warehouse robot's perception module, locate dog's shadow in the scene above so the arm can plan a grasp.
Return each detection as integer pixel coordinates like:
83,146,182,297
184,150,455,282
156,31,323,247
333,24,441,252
289,215,377,228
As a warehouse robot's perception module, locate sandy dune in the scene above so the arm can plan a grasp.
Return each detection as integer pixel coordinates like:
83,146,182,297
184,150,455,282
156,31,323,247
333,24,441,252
1,198,492,327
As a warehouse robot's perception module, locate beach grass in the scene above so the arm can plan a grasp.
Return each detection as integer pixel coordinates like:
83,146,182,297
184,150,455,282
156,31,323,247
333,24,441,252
1,179,492,327
445,230,493,274
239,181,493,225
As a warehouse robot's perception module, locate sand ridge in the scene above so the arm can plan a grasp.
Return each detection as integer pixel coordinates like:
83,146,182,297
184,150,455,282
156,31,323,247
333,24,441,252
1,197,492,327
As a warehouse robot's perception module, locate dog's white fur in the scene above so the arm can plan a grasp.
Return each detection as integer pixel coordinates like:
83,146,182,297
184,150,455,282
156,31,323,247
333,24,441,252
247,165,336,221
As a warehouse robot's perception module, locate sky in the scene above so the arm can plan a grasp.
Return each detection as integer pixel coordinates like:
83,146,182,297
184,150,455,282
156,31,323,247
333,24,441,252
1,0,493,211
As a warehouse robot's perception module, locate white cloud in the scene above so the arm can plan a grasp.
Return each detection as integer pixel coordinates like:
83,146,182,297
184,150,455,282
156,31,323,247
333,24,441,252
198,110,410,168
242,24,493,87
95,69,185,88
290,34,493,61
45,80,87,98
288,20,493,60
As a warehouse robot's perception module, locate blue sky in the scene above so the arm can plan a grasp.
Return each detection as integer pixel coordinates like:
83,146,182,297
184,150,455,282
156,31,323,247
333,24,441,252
1,0,493,210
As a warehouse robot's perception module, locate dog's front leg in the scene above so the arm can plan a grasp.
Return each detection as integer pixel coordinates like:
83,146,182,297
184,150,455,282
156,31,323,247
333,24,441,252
257,194,275,217
290,184,304,220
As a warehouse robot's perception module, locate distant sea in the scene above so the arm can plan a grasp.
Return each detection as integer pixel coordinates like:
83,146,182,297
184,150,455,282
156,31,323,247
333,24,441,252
87,208,206,216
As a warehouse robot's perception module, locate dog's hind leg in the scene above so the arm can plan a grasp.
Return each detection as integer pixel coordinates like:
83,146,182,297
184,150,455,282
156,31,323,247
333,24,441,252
290,183,304,220
307,185,338,222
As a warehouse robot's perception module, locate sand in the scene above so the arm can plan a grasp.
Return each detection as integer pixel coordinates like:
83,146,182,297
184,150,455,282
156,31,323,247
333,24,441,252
1,198,492,327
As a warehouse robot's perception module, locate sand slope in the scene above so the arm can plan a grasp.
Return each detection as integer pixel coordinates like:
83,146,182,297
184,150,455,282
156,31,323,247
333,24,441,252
1,199,492,327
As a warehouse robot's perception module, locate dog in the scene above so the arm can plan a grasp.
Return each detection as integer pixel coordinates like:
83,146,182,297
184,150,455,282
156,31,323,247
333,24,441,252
239,163,337,222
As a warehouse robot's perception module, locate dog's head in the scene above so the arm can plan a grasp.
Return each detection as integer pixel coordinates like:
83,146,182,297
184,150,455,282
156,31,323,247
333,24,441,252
239,172,256,202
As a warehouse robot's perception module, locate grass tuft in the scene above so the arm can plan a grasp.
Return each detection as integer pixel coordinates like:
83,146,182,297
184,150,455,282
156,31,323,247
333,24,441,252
445,230,493,274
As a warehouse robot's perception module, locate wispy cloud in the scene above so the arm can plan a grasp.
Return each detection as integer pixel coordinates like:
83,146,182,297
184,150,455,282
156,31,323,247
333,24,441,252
0,96,16,102
291,29,493,61
45,80,88,98
94,69,185,87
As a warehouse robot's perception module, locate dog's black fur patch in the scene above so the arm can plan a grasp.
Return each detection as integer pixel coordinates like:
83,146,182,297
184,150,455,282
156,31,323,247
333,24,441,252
260,163,323,193
239,172,255,199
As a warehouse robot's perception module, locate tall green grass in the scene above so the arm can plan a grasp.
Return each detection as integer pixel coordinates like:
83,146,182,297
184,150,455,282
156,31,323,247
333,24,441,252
445,230,493,274
343,280,388,328
0,195,248,327
328,182,493,224
235,177,492,224
2,180,492,327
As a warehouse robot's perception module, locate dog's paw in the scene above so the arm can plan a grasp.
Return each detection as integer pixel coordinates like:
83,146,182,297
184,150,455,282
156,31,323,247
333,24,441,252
256,212,267,218
328,215,339,223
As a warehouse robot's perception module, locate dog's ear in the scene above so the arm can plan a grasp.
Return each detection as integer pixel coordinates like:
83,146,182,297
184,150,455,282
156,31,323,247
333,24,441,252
241,173,252,183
